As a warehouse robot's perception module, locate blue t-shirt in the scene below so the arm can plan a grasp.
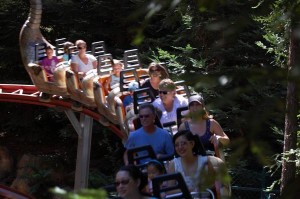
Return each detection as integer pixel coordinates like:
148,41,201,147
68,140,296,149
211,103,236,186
125,126,174,164
123,95,133,108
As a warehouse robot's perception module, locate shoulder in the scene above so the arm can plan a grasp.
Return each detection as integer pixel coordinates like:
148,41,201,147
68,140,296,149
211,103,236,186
156,127,169,135
141,78,150,86
71,55,79,62
86,54,97,61
209,118,220,127
178,121,188,131
153,98,162,106
172,157,180,166
175,95,188,105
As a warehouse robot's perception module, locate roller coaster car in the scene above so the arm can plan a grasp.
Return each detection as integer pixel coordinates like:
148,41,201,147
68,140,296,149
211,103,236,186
27,43,70,98
65,68,98,108
93,68,148,135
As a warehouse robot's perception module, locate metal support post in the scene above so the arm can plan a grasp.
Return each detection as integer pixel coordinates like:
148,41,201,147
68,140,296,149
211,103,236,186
65,110,93,190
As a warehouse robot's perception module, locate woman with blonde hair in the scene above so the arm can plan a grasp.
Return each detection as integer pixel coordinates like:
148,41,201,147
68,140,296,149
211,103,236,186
70,40,97,80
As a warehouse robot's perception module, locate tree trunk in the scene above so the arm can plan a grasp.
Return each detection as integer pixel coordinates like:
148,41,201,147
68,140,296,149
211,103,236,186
280,12,299,195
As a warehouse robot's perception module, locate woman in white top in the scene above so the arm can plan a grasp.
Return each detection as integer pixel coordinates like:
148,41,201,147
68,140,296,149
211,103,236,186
152,78,188,127
168,130,230,197
71,40,97,80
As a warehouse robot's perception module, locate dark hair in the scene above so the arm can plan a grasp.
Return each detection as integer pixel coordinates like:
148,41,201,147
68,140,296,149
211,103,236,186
117,165,148,192
173,130,204,157
147,159,166,174
45,45,53,50
148,62,169,79
139,103,156,115
63,41,74,52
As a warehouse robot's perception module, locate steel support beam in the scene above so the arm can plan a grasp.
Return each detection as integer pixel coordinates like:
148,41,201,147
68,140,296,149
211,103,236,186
65,110,93,190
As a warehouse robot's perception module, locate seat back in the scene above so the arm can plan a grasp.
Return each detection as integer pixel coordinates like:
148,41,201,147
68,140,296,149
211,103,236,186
123,49,141,69
55,37,67,57
91,41,106,57
174,80,191,98
97,54,113,75
152,172,193,199
68,46,78,58
127,145,156,167
35,43,47,63
176,106,189,128
119,68,140,92
133,87,156,114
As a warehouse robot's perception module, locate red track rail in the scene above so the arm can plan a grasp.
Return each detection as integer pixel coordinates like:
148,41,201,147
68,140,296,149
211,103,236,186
0,84,124,139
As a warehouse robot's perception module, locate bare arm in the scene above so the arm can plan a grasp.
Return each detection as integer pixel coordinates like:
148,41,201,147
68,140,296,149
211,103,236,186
92,60,98,69
71,62,85,79
210,119,230,146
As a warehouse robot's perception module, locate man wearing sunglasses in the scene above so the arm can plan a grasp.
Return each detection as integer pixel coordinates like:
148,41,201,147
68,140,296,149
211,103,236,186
123,103,174,165
152,78,188,133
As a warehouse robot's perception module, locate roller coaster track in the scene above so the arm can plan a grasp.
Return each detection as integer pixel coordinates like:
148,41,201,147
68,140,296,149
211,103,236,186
0,83,126,190
0,83,123,139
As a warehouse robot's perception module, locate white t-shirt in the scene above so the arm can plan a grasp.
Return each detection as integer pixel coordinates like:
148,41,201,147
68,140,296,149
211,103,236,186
153,95,188,124
71,54,97,73
173,156,208,192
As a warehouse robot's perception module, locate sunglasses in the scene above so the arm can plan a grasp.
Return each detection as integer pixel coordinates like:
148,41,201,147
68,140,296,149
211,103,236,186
77,46,85,50
139,114,150,119
159,91,170,95
115,179,130,187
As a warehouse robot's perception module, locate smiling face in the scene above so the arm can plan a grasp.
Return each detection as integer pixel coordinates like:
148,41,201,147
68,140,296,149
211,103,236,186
158,79,176,104
139,107,155,128
115,170,139,198
174,135,194,157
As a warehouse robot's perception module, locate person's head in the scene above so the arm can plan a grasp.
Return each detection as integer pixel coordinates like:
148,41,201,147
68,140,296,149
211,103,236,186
75,40,87,53
188,94,209,120
148,62,169,79
115,165,147,198
45,46,54,58
173,130,200,157
138,103,156,128
158,78,176,103
112,59,123,76
63,41,74,53
146,160,166,180
128,81,139,94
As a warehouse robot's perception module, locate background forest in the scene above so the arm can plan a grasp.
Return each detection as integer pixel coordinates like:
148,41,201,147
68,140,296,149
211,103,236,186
0,0,299,198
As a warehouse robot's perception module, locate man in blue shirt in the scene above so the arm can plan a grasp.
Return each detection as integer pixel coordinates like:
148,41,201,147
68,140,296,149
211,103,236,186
123,103,174,165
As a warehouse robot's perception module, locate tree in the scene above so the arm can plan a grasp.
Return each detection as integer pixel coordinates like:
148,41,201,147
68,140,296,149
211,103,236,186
254,0,300,196
281,2,300,196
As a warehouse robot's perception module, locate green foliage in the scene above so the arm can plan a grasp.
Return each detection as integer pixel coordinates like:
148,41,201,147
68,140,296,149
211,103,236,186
253,1,290,68
51,187,107,199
